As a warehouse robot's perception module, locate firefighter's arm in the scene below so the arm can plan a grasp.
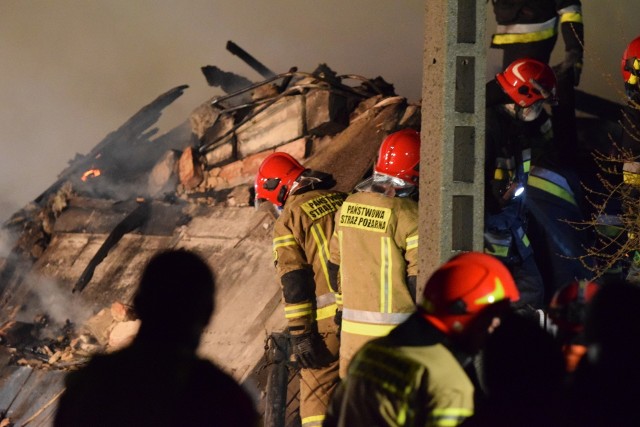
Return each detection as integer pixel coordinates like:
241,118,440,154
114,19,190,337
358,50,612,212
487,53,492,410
273,218,315,331
556,0,584,85
397,201,419,301
328,225,342,304
328,223,343,331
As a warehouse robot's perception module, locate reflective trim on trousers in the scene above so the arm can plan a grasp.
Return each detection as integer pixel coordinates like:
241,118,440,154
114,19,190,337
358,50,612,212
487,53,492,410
285,302,313,319
285,293,337,321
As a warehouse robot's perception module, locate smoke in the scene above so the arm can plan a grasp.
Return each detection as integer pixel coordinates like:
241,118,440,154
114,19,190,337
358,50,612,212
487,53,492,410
16,272,94,331
0,227,13,258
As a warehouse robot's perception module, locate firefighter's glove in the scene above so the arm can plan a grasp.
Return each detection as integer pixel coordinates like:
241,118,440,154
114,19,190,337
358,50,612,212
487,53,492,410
334,309,343,338
290,331,334,369
553,50,583,87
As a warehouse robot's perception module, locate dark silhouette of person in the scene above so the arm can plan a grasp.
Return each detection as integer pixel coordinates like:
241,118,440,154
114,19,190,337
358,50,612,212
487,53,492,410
54,249,259,427
565,279,640,427
462,311,566,427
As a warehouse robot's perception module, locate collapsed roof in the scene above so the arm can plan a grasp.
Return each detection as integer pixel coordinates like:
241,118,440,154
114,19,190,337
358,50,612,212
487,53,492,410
0,42,421,426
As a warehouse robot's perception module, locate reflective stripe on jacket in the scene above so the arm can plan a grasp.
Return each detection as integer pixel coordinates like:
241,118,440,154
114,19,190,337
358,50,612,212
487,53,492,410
326,315,474,427
330,191,418,377
274,190,346,332
491,0,583,47
528,166,577,206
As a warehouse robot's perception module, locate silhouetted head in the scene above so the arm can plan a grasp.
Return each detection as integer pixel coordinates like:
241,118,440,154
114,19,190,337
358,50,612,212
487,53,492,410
133,249,215,346
584,279,640,352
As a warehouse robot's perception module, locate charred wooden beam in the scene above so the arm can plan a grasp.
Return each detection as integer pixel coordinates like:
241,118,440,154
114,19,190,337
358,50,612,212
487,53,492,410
201,65,254,94
34,85,188,207
226,40,276,79
72,201,151,293
264,332,290,427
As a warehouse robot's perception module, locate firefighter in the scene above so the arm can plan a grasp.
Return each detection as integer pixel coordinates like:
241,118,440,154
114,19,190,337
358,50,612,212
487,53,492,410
324,252,520,427
255,152,346,427
328,128,420,378
548,279,599,373
485,57,591,308
490,0,585,174
619,36,640,284
485,58,552,309
490,0,584,80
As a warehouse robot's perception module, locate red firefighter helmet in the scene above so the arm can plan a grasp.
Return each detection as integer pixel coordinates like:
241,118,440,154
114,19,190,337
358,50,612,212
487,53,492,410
548,279,599,335
621,36,640,85
496,58,558,107
374,129,421,186
254,152,305,207
419,252,520,335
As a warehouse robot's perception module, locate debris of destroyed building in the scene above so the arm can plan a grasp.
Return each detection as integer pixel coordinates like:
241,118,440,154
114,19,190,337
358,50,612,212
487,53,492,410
0,42,421,426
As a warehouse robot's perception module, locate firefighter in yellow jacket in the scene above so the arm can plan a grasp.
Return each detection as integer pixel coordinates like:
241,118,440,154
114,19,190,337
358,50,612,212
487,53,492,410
328,129,420,378
324,252,520,427
255,152,346,427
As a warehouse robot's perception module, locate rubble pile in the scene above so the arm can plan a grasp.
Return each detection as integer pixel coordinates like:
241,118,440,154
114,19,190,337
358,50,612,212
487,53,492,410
0,41,421,425
0,302,138,372
0,316,86,371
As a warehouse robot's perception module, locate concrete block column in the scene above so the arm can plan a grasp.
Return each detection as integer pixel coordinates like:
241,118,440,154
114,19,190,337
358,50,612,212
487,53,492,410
419,0,487,285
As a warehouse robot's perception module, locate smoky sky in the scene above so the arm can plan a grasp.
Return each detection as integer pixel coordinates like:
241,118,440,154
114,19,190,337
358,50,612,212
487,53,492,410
0,1,638,222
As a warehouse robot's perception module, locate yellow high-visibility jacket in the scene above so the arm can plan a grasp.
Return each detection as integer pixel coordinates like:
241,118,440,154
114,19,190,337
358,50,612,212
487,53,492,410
329,190,419,377
273,189,347,334
325,314,474,427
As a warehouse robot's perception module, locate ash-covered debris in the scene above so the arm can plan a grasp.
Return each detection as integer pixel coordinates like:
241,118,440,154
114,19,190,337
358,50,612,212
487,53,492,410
0,40,421,425
0,301,141,372
0,314,86,370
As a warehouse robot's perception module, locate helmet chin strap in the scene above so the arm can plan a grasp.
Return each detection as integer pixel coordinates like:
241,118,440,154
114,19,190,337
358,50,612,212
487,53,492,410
501,103,542,122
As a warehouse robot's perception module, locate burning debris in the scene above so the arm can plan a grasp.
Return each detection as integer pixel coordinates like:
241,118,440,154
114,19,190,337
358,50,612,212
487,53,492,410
0,41,421,425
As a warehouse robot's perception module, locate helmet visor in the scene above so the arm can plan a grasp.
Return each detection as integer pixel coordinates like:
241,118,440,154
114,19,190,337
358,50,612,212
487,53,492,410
355,172,417,197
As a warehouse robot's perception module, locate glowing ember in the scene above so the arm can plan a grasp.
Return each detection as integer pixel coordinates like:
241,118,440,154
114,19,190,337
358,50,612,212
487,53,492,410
81,169,101,182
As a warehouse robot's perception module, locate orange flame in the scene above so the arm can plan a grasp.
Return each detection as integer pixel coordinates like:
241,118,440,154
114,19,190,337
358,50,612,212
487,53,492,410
81,169,101,182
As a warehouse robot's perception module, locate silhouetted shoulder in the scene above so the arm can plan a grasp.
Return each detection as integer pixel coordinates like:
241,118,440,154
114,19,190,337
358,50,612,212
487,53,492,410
55,348,258,427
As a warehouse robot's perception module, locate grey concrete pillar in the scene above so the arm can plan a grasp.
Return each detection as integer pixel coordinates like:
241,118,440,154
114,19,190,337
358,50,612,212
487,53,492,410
419,0,487,286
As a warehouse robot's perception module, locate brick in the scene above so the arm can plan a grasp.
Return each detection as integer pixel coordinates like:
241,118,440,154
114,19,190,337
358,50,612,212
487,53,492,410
204,141,235,167
110,301,136,322
276,138,308,161
236,95,304,157
201,113,236,166
178,146,204,190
